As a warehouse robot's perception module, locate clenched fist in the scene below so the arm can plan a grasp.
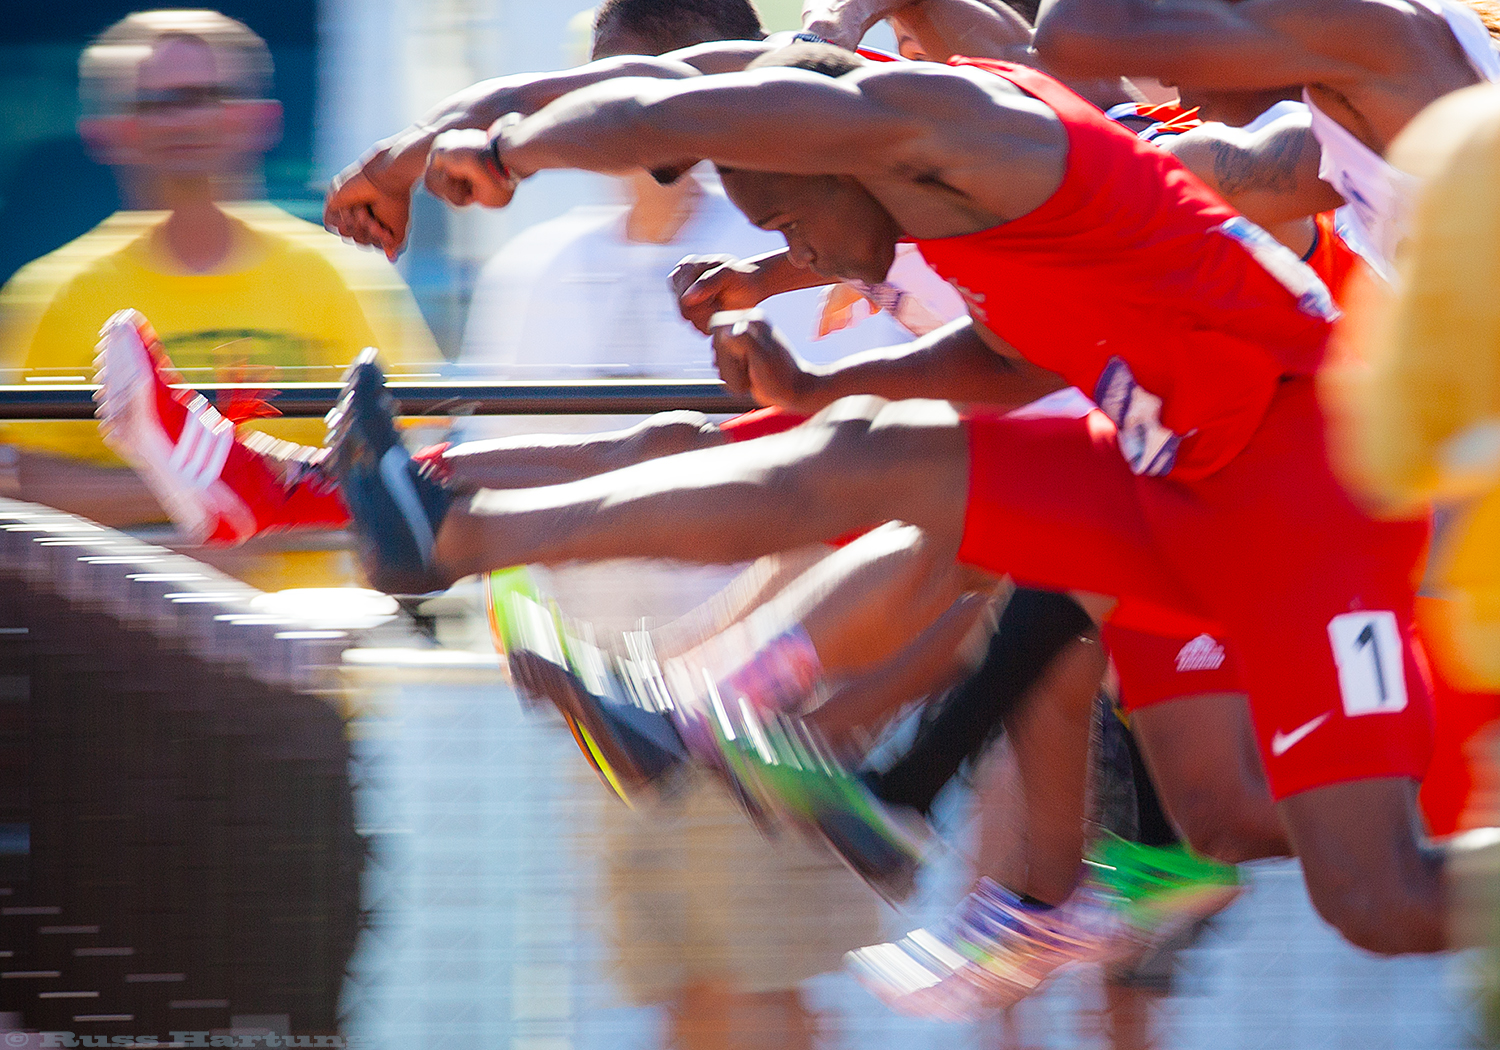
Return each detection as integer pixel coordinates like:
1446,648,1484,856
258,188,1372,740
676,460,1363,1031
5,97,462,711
424,127,521,209
672,255,771,334
710,311,822,412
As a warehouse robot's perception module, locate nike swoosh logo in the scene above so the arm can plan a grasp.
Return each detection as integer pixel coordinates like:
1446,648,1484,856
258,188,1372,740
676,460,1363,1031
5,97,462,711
1271,712,1332,757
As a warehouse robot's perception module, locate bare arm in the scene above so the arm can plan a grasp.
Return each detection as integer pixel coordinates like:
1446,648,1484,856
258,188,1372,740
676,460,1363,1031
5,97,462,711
671,249,837,334
492,64,1061,226
888,0,1138,108
1033,0,1377,89
889,0,1036,63
324,41,783,256
495,68,933,181
713,314,1069,413
1162,112,1346,226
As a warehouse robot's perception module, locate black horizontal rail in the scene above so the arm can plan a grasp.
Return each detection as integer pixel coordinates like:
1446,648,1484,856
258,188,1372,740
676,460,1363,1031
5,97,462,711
0,380,761,420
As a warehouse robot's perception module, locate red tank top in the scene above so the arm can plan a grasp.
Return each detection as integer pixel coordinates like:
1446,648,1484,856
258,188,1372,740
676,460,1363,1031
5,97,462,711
913,60,1336,479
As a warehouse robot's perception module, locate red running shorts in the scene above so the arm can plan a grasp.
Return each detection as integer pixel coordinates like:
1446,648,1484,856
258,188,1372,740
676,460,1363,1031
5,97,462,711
957,377,1433,799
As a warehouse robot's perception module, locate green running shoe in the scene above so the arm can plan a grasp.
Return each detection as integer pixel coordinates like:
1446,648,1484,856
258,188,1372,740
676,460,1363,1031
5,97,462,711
1085,831,1242,954
486,566,689,806
710,702,930,904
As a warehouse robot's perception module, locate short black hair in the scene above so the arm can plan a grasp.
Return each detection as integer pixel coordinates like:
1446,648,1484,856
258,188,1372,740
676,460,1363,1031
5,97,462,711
744,40,865,78
593,0,765,55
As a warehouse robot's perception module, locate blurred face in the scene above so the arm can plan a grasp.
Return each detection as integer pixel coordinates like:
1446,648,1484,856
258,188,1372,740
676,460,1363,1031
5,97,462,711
102,35,279,176
720,170,901,284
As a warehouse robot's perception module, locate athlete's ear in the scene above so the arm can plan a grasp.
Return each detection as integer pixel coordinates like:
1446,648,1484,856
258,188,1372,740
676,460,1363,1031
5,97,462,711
649,159,700,185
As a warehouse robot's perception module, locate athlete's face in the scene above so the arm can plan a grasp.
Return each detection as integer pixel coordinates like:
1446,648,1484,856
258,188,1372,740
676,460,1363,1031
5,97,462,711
720,170,901,284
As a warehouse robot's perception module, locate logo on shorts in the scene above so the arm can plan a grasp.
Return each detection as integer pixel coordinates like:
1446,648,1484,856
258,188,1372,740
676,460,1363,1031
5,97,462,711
1174,633,1226,672
1271,712,1332,757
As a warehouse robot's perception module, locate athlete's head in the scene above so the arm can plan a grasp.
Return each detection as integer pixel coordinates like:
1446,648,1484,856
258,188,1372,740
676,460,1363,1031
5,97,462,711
717,43,903,285
78,10,280,181
590,0,765,60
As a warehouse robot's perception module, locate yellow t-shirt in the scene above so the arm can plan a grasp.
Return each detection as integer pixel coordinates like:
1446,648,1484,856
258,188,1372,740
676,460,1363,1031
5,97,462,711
0,203,439,463
1325,85,1500,686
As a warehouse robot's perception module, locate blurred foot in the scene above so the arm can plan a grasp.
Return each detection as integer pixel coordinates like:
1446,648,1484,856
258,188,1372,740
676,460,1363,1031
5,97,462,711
846,835,1240,1019
710,701,929,903
326,350,451,593
94,308,283,543
1087,832,1242,961
485,567,928,898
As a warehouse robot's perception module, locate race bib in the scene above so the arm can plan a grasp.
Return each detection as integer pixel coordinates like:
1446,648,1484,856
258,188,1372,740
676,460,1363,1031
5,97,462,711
1093,357,1182,477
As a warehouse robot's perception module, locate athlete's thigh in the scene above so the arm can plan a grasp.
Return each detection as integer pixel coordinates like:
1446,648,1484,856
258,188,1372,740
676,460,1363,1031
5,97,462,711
1148,379,1434,801
958,408,1206,616
786,395,973,544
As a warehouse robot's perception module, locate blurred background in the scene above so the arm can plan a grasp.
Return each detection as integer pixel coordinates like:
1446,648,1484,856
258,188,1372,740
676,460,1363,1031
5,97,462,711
0,0,862,350
0,3,1490,1048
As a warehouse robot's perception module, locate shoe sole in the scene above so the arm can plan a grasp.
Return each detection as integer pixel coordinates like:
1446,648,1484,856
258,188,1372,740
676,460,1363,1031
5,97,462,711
96,310,234,542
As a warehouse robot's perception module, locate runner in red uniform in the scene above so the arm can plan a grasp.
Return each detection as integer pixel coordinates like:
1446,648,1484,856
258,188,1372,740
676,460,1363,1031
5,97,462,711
317,41,1487,960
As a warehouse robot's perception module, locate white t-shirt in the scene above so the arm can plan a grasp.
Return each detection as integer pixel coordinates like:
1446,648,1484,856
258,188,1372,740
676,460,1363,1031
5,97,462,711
459,176,912,381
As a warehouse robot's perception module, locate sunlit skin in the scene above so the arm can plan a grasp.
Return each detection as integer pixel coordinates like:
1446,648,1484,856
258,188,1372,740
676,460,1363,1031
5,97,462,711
1028,0,1494,228
718,170,902,284
1032,0,1490,152
348,45,1462,955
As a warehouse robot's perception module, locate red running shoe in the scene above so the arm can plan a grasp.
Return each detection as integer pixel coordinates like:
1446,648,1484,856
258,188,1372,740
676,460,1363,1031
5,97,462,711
94,309,298,543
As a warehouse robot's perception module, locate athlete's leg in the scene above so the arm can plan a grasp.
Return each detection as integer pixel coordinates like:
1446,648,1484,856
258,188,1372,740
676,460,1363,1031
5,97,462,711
1105,620,1288,861
439,411,729,491
434,397,972,582
670,981,816,1050
1158,378,1448,953
864,588,1100,816
1130,694,1290,863
972,628,1109,904
1276,778,1443,952
801,589,999,745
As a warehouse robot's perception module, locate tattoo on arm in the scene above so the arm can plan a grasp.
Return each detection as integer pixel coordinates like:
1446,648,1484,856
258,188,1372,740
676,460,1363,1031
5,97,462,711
1206,125,1309,196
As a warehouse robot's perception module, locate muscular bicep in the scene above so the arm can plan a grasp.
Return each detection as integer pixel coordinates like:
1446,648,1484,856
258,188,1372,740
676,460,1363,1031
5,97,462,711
502,68,933,179
421,56,706,133
1034,0,1374,89
1164,117,1345,225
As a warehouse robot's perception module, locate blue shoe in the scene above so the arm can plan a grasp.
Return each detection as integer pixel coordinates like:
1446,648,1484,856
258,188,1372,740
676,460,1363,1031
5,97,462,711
326,349,451,594
488,568,692,805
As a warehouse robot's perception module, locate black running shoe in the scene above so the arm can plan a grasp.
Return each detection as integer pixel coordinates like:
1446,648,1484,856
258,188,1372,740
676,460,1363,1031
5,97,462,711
326,350,451,594
510,650,690,802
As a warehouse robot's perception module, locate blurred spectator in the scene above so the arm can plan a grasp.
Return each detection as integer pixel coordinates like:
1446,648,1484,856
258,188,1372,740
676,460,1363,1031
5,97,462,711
460,163,914,384
452,4,926,1046
0,10,437,543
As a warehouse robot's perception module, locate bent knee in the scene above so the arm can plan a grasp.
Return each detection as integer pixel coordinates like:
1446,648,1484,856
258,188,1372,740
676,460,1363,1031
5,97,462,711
1173,800,1270,865
1301,862,1444,954
627,411,721,458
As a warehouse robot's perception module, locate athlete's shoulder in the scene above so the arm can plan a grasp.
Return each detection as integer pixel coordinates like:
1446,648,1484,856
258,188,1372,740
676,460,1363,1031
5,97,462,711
851,56,1022,91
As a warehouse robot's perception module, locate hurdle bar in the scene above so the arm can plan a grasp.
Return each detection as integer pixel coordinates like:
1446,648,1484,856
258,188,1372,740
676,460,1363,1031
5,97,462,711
0,380,762,420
